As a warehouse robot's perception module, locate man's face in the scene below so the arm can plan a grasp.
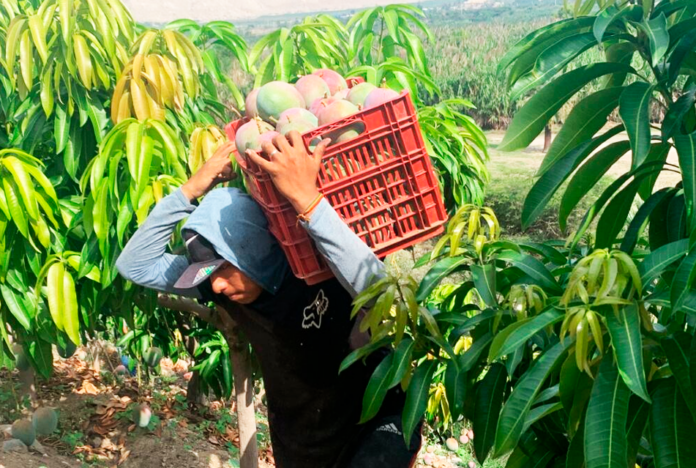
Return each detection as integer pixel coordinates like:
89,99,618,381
210,262,263,304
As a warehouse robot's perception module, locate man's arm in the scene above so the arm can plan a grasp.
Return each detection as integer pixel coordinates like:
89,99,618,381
117,142,238,298
116,188,201,298
246,133,385,298
300,199,385,297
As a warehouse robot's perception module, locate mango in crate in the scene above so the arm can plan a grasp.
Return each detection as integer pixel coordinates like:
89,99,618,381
277,119,317,137
277,108,318,128
347,82,377,108
245,88,260,118
318,100,365,144
309,95,342,118
256,81,306,122
259,131,281,147
318,100,359,126
235,119,275,153
333,89,350,100
312,69,347,95
364,88,400,109
295,75,330,110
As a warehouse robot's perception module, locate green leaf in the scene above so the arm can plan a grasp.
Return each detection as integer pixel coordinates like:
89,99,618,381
522,126,624,229
402,360,436,445
460,332,494,372
416,256,469,302
639,239,689,283
570,164,664,249
473,363,507,464
493,339,569,457
639,13,670,66
621,188,673,253
489,308,564,362
498,17,595,76
651,377,696,468
339,336,391,373
671,245,696,313
605,303,650,402
360,352,394,424
445,360,467,420
54,105,69,154
567,417,586,468
675,132,696,231
510,33,598,101
450,309,498,339
594,5,642,44
626,395,650,468
499,63,634,154
471,264,496,307
662,332,696,422
639,142,672,200
595,177,641,249
388,338,414,389
663,87,696,140
603,42,636,88
0,284,31,330
497,250,561,294
668,30,696,86
27,338,53,379
522,401,563,433
619,82,653,168
541,87,623,176
560,140,631,231
584,351,631,468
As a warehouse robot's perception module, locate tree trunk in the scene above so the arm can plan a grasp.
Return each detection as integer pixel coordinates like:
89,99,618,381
543,125,553,153
18,367,37,406
187,370,206,406
218,307,259,468
158,295,259,468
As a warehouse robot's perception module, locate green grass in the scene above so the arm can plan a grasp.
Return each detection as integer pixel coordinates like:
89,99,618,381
484,132,614,243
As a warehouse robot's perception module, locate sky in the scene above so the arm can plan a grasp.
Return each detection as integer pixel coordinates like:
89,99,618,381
120,0,421,23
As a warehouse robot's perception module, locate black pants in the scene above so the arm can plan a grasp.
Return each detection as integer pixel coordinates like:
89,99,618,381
334,414,423,468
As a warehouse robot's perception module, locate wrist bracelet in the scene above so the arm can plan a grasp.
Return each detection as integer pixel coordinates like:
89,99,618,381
297,193,324,225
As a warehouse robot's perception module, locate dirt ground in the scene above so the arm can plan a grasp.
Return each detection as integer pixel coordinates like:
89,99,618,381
0,347,275,468
0,346,478,468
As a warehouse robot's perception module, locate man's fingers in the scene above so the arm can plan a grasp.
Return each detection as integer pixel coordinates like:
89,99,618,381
287,130,303,149
261,141,281,160
272,133,292,154
214,141,236,159
312,138,332,163
246,149,275,173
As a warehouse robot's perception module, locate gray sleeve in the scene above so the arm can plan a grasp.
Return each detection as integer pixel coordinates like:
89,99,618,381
116,188,201,298
300,199,385,298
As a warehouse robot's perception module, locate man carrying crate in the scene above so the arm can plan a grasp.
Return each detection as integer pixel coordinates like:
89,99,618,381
116,131,422,468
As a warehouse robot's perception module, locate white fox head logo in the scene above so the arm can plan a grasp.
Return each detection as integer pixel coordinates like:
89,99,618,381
302,290,329,329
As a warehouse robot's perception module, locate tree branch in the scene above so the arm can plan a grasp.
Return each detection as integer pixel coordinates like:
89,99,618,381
157,294,221,328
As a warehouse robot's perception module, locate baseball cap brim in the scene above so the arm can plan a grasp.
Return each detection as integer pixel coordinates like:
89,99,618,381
173,258,227,289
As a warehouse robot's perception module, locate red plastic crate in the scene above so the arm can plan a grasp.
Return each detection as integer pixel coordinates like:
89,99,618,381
225,89,447,285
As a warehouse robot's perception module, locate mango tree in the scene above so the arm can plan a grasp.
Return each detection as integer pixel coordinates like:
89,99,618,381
0,0,262,465
351,2,696,468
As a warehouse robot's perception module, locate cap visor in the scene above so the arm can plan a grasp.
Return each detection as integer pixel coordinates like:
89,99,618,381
173,259,226,289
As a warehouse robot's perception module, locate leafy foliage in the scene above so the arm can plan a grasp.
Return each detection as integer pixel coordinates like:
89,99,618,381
350,3,696,467
0,0,487,410
0,0,246,395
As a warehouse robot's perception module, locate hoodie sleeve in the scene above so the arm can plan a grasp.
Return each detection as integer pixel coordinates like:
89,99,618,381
299,199,385,298
116,188,201,298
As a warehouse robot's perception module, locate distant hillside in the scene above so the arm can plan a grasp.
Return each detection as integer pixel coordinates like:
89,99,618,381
121,0,424,24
